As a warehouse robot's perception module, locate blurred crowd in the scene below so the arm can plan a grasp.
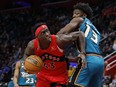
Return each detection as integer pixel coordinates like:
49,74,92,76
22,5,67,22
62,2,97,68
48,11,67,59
102,74,116,87
0,1,115,87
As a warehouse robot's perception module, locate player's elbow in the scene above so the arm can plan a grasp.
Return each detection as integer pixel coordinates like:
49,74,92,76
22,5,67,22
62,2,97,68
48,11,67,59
72,31,85,39
13,75,18,80
79,31,85,37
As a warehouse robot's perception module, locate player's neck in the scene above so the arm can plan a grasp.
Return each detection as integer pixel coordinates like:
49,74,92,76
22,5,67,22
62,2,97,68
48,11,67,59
39,40,51,50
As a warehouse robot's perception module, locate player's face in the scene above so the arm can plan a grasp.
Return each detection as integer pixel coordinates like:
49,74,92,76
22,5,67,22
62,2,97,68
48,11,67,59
73,9,85,18
39,28,51,41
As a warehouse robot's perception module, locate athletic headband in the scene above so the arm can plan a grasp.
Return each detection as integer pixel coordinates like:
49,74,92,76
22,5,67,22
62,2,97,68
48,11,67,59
35,25,48,36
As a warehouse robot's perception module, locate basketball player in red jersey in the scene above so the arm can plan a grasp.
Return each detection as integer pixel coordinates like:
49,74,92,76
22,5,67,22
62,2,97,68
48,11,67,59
23,23,85,87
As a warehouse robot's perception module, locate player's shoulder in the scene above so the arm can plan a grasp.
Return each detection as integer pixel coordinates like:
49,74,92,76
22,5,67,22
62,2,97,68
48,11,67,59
51,34,56,37
15,61,21,68
16,61,21,64
27,40,34,48
28,40,34,45
16,59,24,65
50,34,57,40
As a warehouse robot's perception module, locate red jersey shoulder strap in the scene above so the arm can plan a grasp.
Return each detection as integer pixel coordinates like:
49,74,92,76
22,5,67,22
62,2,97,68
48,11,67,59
51,35,56,43
51,35,64,53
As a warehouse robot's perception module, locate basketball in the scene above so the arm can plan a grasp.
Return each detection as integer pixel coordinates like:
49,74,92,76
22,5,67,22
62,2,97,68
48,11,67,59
24,55,43,74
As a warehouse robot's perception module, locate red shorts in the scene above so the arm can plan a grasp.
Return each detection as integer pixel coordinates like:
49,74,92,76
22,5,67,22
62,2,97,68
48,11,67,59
36,72,68,87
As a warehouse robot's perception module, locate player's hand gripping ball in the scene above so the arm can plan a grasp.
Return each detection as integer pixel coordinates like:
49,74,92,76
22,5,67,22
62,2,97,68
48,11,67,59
24,55,43,74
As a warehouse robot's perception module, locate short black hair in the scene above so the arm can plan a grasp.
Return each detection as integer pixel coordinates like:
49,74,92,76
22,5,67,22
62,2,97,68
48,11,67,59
73,3,93,19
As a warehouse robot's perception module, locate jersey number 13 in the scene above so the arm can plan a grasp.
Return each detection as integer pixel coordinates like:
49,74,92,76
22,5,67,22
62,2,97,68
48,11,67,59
84,24,98,44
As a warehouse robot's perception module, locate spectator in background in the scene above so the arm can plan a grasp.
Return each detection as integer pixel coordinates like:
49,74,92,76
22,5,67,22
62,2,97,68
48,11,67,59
112,74,116,87
103,43,113,56
0,65,12,87
112,40,116,51
0,70,2,79
104,75,113,87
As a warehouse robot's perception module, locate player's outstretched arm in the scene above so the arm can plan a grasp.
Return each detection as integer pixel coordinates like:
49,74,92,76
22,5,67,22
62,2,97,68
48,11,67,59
56,17,83,35
13,61,20,87
57,31,85,51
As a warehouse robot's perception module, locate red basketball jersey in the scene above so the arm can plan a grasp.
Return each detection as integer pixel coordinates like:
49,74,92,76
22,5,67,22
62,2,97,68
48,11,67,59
33,35,67,76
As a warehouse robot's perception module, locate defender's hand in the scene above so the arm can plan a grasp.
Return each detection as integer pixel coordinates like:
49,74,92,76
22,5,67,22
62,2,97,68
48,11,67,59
14,84,19,87
78,53,87,68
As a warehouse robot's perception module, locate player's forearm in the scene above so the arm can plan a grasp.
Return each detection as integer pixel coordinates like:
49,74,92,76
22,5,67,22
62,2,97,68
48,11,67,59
78,32,86,54
57,24,75,35
69,31,86,54
13,76,18,86
71,31,85,54
23,53,28,60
